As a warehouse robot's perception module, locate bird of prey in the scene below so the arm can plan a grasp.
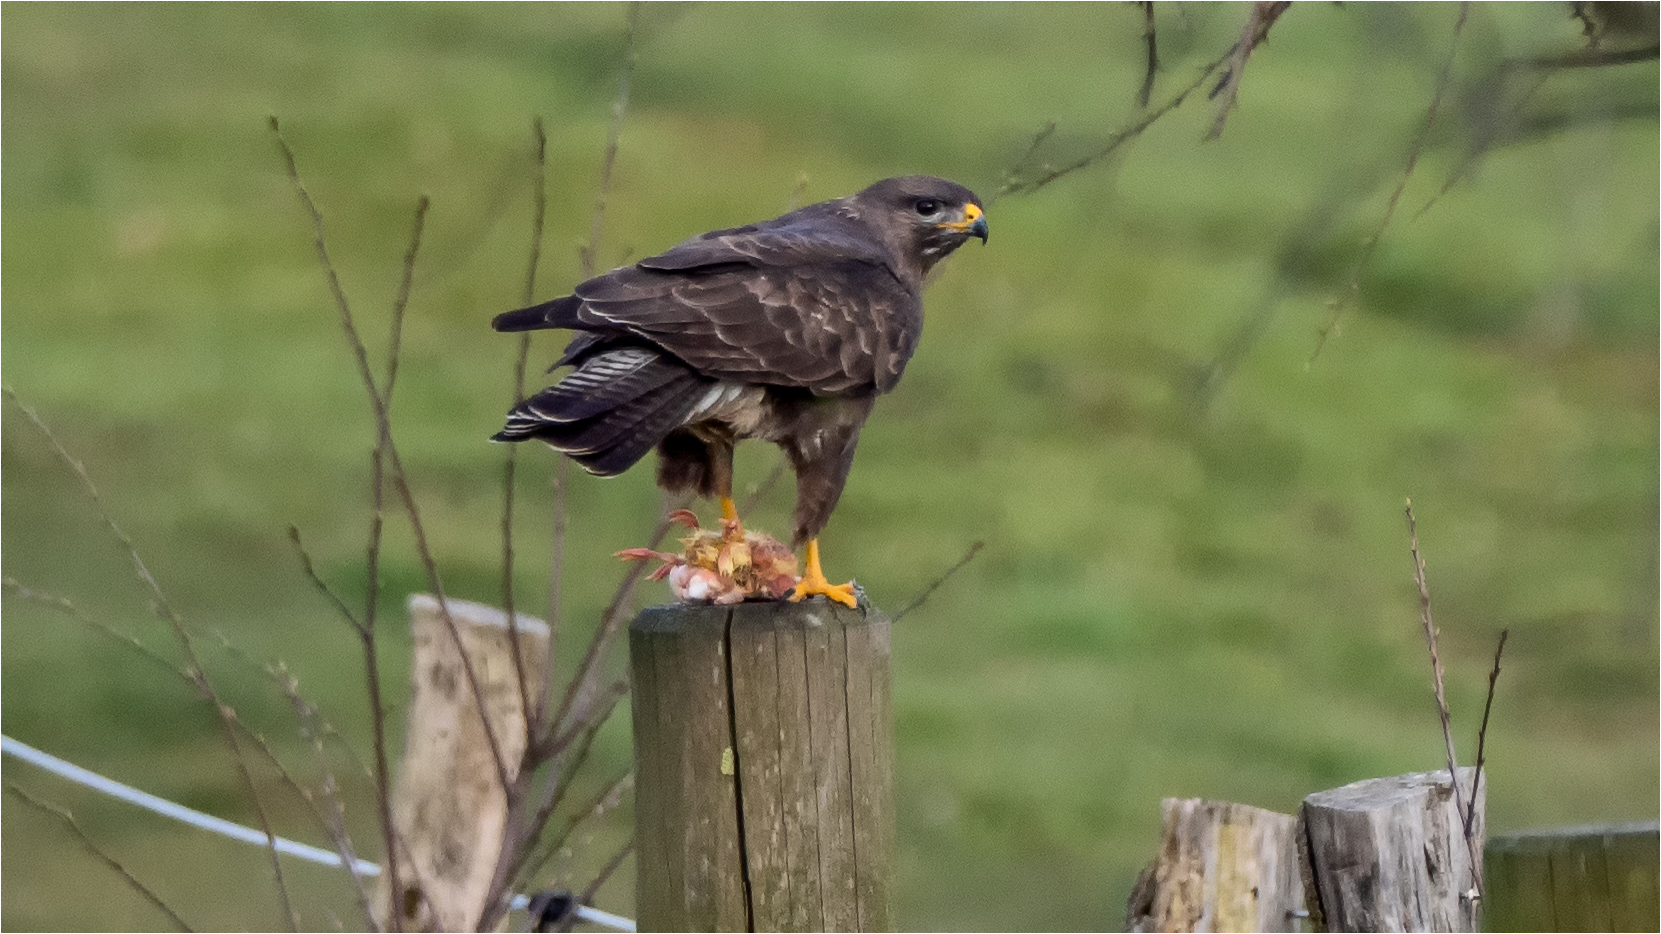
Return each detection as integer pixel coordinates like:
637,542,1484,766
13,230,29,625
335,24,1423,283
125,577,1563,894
492,175,987,607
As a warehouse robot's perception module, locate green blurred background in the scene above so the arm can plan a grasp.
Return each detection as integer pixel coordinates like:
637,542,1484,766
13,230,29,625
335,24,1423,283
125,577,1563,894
4,3,1656,930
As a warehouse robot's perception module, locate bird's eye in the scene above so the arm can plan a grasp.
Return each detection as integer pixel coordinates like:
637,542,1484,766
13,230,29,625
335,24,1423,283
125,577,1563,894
914,199,941,216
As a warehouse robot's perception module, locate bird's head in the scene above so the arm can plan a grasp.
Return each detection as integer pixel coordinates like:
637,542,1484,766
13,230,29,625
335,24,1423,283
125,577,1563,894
854,175,987,278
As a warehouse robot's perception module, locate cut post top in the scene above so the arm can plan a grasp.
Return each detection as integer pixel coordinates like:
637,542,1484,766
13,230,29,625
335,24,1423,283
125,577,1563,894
631,598,883,635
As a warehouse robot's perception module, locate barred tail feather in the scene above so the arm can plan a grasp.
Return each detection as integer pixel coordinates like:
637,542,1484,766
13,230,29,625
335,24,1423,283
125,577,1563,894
493,350,708,477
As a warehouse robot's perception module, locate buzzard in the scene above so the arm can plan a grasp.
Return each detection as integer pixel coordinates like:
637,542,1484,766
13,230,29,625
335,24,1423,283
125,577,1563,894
492,175,987,607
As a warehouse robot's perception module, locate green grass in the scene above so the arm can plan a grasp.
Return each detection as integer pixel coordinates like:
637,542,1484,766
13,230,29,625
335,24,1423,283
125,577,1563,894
4,3,1657,930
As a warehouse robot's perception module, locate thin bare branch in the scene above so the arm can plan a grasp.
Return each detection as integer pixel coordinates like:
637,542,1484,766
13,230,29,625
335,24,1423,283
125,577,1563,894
739,457,789,517
892,540,986,623
1469,628,1508,836
996,44,1234,200
288,526,366,636
362,452,399,930
3,385,301,930
1000,121,1058,198
525,769,635,888
4,577,177,674
505,116,552,747
272,122,515,932
545,460,570,708
515,681,630,891
260,659,375,922
371,195,431,933
580,838,635,905
205,634,376,921
551,506,681,739
1309,2,1469,365
1509,44,1659,71
1207,1,1291,141
523,117,550,308
6,783,193,932
273,119,511,787
1137,1,1159,109
579,1,643,279
1405,499,1464,822
1405,498,1483,894
383,198,429,412
5,576,372,892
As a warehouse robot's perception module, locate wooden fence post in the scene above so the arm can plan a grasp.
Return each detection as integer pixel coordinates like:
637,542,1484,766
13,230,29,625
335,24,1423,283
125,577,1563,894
630,600,893,932
1299,767,1484,932
1483,820,1659,932
1126,798,1305,932
374,594,549,932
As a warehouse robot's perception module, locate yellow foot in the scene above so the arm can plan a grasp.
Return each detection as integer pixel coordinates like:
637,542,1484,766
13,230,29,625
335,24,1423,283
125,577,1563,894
788,538,858,608
789,575,858,608
718,496,746,541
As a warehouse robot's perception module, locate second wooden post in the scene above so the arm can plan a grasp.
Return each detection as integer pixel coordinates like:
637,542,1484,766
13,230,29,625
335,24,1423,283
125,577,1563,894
630,600,894,933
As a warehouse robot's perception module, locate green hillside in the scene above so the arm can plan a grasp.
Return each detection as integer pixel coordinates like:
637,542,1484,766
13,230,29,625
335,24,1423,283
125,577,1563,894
4,4,1655,929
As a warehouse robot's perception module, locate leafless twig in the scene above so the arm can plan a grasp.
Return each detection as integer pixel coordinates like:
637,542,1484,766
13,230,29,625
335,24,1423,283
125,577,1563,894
997,43,1235,200
1207,1,1291,140
4,577,176,673
579,1,642,280
504,117,552,745
5,574,370,908
1405,500,1465,823
1137,2,1159,108
6,783,193,932
273,120,514,934
580,838,635,905
1509,44,1659,71
1405,498,1483,893
383,198,429,414
739,458,789,517
526,770,636,887
546,460,570,717
1469,629,1507,835
552,508,678,739
1309,2,1469,365
271,659,375,920
487,10,648,924
892,540,986,623
2,385,302,931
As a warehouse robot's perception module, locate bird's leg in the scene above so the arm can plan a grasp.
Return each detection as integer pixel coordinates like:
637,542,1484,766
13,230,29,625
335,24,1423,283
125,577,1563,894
789,538,858,608
710,440,744,541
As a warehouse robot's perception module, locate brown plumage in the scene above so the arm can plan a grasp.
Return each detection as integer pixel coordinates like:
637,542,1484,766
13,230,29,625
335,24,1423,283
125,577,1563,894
492,175,986,604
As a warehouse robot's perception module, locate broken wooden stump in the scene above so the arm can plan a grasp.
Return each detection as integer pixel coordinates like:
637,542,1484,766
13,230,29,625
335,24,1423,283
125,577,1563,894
1126,797,1306,933
630,599,893,932
374,594,549,932
1484,820,1659,932
1299,767,1485,932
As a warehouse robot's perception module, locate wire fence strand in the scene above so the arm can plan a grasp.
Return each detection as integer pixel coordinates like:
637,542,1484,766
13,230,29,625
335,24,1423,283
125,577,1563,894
1,734,636,933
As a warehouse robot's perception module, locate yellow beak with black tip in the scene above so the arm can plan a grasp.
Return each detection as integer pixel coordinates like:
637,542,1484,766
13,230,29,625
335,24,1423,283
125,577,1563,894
937,203,989,243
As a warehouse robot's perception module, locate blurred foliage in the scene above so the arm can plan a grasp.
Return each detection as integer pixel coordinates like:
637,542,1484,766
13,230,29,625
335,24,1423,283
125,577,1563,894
3,3,1656,930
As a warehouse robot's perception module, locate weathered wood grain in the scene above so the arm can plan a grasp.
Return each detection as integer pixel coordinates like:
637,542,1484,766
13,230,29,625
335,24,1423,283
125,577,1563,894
1300,767,1485,932
631,600,893,932
375,594,549,932
1484,820,1659,932
631,603,748,932
1126,798,1304,933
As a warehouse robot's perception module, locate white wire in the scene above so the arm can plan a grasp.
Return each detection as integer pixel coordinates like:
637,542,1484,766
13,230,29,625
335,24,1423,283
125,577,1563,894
2,734,635,932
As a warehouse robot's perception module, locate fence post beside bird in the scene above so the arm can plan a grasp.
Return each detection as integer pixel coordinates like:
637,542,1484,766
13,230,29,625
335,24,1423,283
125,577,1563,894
1298,768,1485,932
374,594,549,932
